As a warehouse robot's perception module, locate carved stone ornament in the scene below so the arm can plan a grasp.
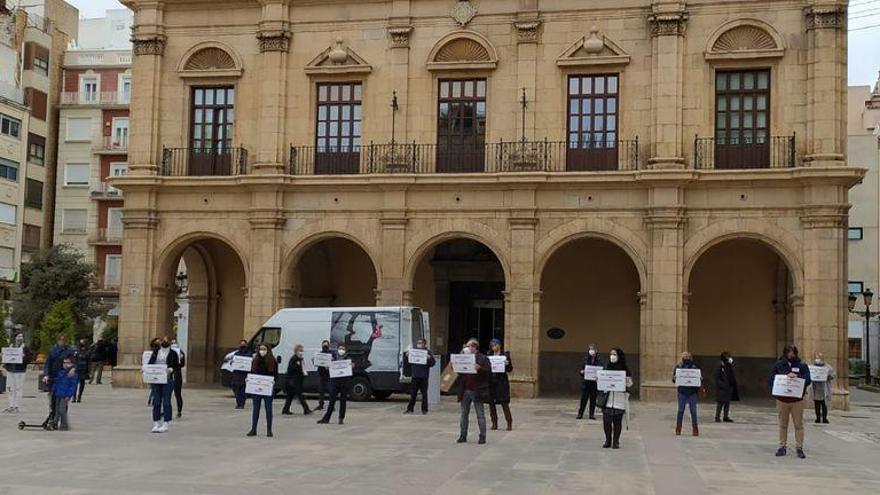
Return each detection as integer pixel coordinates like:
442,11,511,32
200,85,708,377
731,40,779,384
387,26,413,48
648,12,688,37
450,1,478,27
132,36,166,56
514,20,541,44
257,31,290,53
805,6,845,30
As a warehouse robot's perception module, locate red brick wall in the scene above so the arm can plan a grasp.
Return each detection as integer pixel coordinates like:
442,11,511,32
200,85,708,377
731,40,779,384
102,109,129,136
95,245,122,279
99,155,127,179
63,69,125,93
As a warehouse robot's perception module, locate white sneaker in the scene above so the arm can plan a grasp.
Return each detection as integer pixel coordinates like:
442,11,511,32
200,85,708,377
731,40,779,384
151,421,160,433
157,421,169,433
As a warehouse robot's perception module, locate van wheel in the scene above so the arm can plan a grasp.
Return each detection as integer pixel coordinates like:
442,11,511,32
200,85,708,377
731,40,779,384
349,377,372,402
372,390,393,400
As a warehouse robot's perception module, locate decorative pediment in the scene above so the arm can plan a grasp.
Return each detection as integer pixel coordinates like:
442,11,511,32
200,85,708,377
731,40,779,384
304,38,373,76
556,27,630,68
705,20,784,61
427,31,498,71
177,41,243,78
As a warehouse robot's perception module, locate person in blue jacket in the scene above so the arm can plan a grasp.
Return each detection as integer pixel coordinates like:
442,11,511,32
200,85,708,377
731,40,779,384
769,344,812,459
52,356,79,430
42,333,74,426
404,338,435,415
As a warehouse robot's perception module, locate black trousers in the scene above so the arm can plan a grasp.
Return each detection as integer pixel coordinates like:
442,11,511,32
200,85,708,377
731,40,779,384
603,411,623,445
173,376,183,415
715,401,731,420
407,377,429,413
578,382,598,418
814,400,828,421
320,379,349,422
76,379,86,402
317,375,329,407
283,384,311,413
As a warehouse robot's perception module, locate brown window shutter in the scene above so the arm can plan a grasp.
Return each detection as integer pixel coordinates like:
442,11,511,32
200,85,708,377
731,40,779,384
23,42,33,70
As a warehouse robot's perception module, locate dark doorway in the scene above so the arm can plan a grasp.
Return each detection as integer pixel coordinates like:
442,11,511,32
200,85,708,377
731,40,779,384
448,282,505,355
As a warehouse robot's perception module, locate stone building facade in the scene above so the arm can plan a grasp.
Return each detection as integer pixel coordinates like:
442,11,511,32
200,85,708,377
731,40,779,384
115,0,861,407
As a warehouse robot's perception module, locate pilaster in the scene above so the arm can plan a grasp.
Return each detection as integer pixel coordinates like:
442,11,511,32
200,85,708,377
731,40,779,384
247,187,285,334
508,206,539,398
129,2,166,175
647,2,688,169
387,0,413,143
253,0,292,173
514,8,541,142
378,208,408,305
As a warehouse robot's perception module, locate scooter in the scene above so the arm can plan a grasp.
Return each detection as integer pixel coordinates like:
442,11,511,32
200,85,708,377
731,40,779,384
17,414,56,431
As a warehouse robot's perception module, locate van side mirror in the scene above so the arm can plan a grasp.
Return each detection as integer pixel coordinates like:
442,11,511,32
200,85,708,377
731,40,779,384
276,356,282,364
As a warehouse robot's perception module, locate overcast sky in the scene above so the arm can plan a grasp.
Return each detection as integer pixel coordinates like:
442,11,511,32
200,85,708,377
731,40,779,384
68,0,880,87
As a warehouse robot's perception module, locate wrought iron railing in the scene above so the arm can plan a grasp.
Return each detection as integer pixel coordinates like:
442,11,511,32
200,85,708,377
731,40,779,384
694,134,796,170
160,147,249,176
288,139,639,175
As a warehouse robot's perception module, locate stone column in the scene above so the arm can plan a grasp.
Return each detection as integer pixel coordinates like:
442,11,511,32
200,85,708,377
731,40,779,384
387,1,413,144
508,216,538,398
184,294,209,383
253,0,291,173
513,13,541,141
379,213,408,306
129,3,166,175
803,2,847,168
647,2,688,169
247,188,284,334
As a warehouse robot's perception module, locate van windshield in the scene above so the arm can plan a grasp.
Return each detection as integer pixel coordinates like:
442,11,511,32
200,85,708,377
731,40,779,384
251,327,281,349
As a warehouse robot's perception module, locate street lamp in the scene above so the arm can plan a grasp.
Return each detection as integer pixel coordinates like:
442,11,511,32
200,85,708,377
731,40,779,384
175,271,188,296
848,289,878,384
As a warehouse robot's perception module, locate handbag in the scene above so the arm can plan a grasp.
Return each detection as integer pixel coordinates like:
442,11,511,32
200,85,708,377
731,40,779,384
699,385,709,399
596,391,608,408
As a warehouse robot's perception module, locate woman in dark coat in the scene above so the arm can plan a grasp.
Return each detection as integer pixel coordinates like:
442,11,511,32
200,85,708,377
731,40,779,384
73,340,91,403
230,340,251,409
247,343,277,437
487,338,513,431
281,344,312,416
714,351,739,423
601,347,632,449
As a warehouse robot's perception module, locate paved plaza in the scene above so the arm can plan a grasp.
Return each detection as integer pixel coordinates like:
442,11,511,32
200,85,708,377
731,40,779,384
1,372,880,495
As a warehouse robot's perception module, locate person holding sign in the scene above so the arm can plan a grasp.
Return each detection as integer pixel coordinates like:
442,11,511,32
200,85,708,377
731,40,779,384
455,338,491,445
768,345,812,459
713,352,739,423
170,339,186,418
808,352,835,424
2,332,31,414
577,344,602,420
147,336,181,433
315,340,332,411
673,352,702,437
487,338,513,431
281,344,313,416
600,348,632,449
247,343,277,437
230,340,252,409
317,344,356,425
404,338,435,415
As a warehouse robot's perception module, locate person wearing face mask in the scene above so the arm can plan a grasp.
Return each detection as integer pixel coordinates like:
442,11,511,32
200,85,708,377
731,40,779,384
808,352,834,424
147,336,181,433
2,333,31,414
170,339,186,418
315,340,332,411
248,343,277,437
230,339,252,409
42,333,74,427
317,344,356,425
455,338,492,444
487,338,513,431
714,351,738,423
404,338,436,415
52,356,79,430
577,344,602,420
72,339,91,403
769,344,812,458
673,351,702,436
282,344,312,416
601,348,632,449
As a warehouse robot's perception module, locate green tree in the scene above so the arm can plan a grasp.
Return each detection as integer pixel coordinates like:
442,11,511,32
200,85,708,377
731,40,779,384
11,245,97,335
37,300,76,355
0,302,8,348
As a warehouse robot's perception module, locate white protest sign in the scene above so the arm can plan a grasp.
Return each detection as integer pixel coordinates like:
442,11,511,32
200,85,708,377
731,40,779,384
489,355,508,373
675,368,702,387
597,370,627,392
408,349,428,365
245,374,275,396
772,375,806,399
451,353,476,374
313,353,332,368
141,351,153,369
231,355,253,372
329,359,353,378
302,349,318,373
142,364,168,384
809,366,828,382
583,365,602,381
1,347,23,364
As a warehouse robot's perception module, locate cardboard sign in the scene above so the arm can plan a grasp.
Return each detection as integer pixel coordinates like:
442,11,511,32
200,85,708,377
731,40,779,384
408,349,428,365
772,375,806,399
231,355,253,372
1,347,23,364
439,362,457,393
142,364,168,384
597,370,627,392
809,365,828,382
329,359,353,378
313,353,332,368
675,368,702,387
451,353,476,374
583,365,602,381
245,374,275,396
489,355,508,373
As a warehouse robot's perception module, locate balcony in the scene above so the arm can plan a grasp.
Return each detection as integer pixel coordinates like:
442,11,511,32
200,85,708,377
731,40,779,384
89,181,123,199
161,147,250,176
288,139,640,175
694,135,796,170
89,227,123,245
61,91,129,106
94,136,129,153
93,275,121,293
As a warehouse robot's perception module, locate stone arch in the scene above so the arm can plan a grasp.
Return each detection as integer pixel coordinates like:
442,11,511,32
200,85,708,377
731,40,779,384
279,230,383,292
427,30,498,70
176,41,244,75
705,19,785,58
154,230,250,289
403,224,510,290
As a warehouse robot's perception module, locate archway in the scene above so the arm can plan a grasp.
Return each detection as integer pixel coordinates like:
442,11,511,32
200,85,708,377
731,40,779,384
157,236,247,384
539,237,641,396
286,237,379,308
687,238,793,398
410,238,506,360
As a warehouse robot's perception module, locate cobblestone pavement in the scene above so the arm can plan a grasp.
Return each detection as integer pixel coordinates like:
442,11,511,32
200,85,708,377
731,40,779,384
1,371,879,494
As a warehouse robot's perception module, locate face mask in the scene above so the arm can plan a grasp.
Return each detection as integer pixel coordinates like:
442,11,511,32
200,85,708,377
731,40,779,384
295,351,303,357
15,338,23,345
609,354,618,364
259,350,268,357
161,342,170,348
338,350,346,356
171,344,179,350
815,359,823,365
63,363,73,369
728,357,734,364
588,350,596,356
417,343,425,349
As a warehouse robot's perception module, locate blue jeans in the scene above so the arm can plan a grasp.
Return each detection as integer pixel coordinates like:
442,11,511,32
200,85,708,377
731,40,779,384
151,383,173,422
676,390,698,426
251,396,273,432
459,390,486,438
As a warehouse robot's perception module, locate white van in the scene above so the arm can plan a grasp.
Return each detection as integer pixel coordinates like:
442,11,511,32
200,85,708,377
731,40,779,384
220,306,430,401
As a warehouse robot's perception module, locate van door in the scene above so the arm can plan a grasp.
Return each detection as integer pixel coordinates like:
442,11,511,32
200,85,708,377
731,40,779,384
400,309,412,382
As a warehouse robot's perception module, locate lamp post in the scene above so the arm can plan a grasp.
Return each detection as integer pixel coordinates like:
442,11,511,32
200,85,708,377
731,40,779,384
848,289,878,384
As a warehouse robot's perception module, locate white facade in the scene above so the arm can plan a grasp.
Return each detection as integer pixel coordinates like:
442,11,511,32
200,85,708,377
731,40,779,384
75,9,132,51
